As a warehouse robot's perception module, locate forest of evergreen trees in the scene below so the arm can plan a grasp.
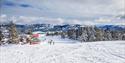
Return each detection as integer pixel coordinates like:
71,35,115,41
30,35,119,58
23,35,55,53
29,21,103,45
61,26,125,42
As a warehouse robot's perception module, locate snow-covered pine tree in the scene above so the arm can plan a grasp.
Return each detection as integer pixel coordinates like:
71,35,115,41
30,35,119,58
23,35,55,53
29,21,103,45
9,21,19,44
0,30,3,41
95,28,104,41
67,29,73,39
103,30,109,41
61,32,66,39
106,30,112,41
87,26,96,42
72,30,77,40
111,31,119,40
27,29,32,35
78,30,88,42
76,26,88,42
0,30,4,45
111,31,115,40
122,32,125,40
117,31,123,40
26,27,33,44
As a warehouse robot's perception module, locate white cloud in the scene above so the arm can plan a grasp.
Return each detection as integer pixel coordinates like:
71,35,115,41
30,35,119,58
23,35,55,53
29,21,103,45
0,14,8,23
95,17,125,25
82,21,96,25
0,15,92,25
0,14,124,25
1,0,124,17
0,15,65,24
0,0,124,25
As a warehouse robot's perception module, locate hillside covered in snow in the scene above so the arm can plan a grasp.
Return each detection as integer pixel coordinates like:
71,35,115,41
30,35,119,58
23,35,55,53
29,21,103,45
0,36,125,63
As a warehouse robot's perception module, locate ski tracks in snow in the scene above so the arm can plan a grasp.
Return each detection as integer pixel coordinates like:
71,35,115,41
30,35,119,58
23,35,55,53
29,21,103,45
85,42,125,63
0,41,125,63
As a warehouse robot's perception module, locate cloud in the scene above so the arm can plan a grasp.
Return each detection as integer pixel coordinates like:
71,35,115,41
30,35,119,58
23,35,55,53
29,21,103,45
0,0,124,25
0,15,89,25
95,17,125,25
96,18,112,23
0,15,65,24
4,1,15,7
0,14,125,25
19,4,31,8
0,14,8,23
40,0,124,17
1,0,124,17
1,0,32,8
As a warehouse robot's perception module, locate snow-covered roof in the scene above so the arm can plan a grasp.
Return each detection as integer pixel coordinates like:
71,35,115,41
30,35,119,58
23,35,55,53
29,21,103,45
32,31,46,34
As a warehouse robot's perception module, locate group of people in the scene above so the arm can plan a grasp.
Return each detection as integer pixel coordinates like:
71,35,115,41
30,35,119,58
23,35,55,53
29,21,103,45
48,39,55,45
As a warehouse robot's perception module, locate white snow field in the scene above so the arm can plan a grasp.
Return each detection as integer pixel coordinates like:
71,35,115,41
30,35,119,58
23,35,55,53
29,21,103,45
0,36,125,63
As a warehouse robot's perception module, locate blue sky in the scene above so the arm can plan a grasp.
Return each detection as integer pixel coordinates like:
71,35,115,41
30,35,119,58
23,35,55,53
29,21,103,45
0,0,125,25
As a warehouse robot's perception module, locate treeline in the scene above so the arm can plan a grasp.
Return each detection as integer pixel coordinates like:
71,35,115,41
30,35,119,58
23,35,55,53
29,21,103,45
0,21,32,45
61,26,125,42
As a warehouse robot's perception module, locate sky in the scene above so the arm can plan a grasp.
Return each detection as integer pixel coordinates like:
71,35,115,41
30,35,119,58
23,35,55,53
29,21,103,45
0,0,125,25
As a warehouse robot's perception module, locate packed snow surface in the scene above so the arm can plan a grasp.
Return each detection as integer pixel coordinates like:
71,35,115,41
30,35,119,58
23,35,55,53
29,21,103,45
0,36,125,63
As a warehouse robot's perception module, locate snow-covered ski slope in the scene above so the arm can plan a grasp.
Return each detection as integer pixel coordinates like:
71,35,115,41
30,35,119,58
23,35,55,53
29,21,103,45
0,36,125,63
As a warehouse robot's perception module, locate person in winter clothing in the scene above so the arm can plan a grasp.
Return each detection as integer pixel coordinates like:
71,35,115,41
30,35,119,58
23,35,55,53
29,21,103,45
48,39,54,45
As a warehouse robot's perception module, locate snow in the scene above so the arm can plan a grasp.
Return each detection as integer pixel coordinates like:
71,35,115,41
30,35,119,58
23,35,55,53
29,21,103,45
0,36,125,63
45,36,79,43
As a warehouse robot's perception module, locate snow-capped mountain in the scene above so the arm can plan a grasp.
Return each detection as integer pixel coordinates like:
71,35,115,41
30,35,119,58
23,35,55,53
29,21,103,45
98,25,125,31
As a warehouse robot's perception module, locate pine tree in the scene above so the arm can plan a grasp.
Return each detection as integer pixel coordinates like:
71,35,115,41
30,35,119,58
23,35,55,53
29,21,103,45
106,30,112,40
78,30,88,42
67,29,73,39
87,26,96,42
0,30,3,42
122,33,125,40
111,31,119,40
0,30,3,45
122,31,125,40
27,29,32,35
95,28,104,41
61,32,66,39
9,21,19,44
26,28,33,44
72,30,77,40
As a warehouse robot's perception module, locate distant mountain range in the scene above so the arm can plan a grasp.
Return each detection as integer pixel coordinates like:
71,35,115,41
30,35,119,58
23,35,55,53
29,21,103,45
98,25,125,31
